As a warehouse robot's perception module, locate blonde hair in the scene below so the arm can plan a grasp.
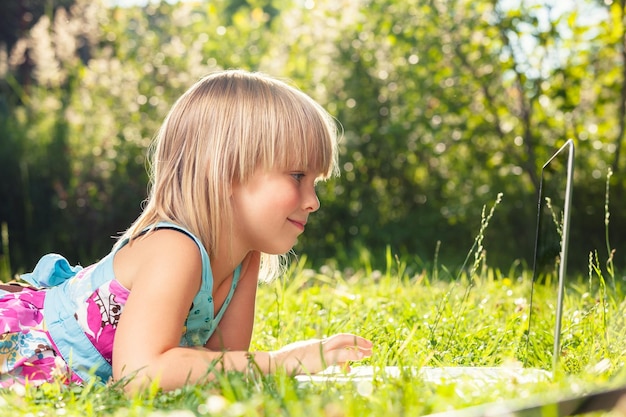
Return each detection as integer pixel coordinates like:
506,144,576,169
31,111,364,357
118,69,340,281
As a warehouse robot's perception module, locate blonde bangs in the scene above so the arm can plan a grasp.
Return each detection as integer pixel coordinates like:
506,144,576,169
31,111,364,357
230,76,340,184
270,94,339,180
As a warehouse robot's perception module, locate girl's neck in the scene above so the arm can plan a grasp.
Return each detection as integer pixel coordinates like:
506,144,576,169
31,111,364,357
210,235,250,285
212,214,255,283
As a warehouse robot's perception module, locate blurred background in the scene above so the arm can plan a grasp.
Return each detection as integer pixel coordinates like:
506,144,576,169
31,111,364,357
0,0,623,278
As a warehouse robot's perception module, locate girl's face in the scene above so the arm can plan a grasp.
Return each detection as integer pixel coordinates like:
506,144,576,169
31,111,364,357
231,166,321,255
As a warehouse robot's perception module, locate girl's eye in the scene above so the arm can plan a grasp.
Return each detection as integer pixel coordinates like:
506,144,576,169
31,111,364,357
291,173,305,182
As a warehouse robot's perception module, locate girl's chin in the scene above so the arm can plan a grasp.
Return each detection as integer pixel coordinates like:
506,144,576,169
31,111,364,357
268,240,298,255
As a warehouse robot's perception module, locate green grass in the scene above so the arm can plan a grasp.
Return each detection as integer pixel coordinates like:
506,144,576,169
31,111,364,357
1,250,625,416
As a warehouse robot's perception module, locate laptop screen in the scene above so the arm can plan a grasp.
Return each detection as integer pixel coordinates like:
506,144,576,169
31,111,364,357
525,140,574,372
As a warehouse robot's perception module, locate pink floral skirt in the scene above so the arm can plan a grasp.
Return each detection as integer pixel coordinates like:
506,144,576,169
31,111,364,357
0,284,80,387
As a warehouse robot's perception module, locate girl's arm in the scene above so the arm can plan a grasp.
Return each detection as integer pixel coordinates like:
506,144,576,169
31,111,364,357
112,231,372,393
112,229,214,391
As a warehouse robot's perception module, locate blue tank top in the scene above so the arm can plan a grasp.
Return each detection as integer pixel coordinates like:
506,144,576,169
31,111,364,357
20,221,241,385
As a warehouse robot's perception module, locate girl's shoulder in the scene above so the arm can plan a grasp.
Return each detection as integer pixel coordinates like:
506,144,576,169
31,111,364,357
114,228,203,292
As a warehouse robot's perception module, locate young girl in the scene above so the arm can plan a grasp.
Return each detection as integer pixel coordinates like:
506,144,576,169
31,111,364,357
0,69,373,391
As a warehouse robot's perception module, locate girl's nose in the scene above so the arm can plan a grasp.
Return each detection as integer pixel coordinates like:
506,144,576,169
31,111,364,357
304,187,320,212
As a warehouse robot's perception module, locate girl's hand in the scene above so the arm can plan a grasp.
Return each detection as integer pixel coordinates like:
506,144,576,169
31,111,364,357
269,333,373,374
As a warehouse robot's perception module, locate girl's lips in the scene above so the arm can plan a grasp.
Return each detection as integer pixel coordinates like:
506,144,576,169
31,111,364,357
288,219,306,231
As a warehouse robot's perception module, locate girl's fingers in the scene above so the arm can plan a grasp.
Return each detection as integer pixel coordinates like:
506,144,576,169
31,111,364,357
274,333,373,374
322,333,373,365
322,333,373,352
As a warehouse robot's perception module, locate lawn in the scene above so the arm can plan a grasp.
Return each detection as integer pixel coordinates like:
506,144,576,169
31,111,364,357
1,247,625,417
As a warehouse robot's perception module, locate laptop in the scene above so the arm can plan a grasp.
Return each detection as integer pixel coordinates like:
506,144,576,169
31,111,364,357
296,140,575,389
525,139,574,373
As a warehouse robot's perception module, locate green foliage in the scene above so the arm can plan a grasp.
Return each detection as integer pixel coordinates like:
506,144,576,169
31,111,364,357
0,0,625,279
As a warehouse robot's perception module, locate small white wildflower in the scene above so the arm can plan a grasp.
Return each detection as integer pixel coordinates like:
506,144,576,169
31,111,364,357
356,379,374,396
9,382,26,397
50,355,68,381
203,395,228,414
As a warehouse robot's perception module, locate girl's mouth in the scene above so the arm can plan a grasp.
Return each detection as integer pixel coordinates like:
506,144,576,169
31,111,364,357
288,219,305,231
